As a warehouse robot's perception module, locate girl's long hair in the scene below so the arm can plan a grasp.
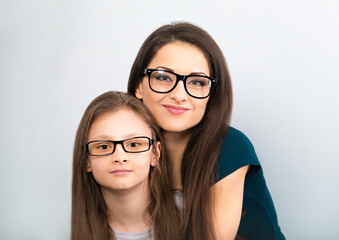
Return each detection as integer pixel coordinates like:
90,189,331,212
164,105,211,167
71,91,181,240
128,22,233,240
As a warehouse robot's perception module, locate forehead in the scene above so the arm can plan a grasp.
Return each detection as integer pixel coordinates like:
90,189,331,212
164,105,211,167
88,109,152,141
148,41,210,76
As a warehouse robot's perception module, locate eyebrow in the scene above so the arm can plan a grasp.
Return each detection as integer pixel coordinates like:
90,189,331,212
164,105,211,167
88,133,150,142
155,66,209,76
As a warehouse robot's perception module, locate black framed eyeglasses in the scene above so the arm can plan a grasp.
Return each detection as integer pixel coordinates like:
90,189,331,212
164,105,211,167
86,136,154,156
144,68,217,99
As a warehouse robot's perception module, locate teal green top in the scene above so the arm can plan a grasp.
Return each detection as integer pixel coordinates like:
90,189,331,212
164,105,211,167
217,127,285,240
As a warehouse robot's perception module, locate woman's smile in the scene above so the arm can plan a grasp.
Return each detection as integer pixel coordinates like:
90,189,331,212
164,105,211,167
162,104,190,115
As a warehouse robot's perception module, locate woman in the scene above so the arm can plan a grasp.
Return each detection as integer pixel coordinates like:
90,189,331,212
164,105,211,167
128,22,285,240
71,91,181,240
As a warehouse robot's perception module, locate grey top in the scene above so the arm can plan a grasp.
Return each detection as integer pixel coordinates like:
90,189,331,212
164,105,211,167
113,227,154,240
173,190,184,211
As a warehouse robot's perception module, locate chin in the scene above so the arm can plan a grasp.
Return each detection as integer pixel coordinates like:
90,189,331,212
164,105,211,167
160,125,194,133
112,183,132,190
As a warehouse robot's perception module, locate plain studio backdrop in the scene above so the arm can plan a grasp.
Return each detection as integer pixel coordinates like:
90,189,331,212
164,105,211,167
0,0,338,239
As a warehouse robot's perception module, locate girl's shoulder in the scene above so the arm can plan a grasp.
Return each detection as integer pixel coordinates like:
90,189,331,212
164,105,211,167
217,127,261,180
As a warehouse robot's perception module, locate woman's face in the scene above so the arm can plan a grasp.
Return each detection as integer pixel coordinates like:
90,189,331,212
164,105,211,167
135,41,210,133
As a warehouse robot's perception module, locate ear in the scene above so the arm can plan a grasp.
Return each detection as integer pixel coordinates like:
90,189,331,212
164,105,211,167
150,142,161,167
86,160,92,172
135,82,144,100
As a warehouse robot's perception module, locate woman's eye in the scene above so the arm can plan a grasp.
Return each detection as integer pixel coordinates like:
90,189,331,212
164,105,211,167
189,80,206,86
155,74,172,81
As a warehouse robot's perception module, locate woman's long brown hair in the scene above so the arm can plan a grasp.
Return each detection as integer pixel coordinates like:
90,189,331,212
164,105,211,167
71,91,181,240
128,22,233,240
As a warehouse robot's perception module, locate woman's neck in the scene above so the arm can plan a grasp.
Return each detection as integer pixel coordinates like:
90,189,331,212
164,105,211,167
101,184,152,233
162,130,191,191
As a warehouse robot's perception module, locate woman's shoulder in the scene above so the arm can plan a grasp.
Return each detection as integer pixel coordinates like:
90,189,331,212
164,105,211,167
222,127,254,151
218,128,286,239
217,127,261,180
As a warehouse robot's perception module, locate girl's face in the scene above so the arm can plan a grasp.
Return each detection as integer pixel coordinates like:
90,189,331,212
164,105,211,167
135,41,210,133
86,109,160,192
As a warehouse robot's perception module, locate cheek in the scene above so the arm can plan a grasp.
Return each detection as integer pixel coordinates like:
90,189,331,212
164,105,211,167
142,95,154,109
142,93,161,115
135,163,151,181
192,100,209,125
135,155,153,173
89,161,106,177
197,99,209,115
91,167,105,184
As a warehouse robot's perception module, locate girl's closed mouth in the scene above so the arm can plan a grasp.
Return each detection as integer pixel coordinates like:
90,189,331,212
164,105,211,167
111,169,132,175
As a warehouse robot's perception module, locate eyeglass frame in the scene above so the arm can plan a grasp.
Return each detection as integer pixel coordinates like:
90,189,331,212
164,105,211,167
86,136,155,156
143,68,217,99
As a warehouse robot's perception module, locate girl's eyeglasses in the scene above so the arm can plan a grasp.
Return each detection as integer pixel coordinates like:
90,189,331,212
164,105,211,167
86,136,154,156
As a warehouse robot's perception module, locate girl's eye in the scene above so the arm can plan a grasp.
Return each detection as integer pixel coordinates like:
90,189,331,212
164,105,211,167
97,144,110,150
128,142,140,148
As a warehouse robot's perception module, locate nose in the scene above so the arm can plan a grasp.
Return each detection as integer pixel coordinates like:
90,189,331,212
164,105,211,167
169,80,188,102
112,144,128,164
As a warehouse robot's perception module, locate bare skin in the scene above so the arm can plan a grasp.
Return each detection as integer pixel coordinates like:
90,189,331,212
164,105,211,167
102,184,152,232
161,130,190,190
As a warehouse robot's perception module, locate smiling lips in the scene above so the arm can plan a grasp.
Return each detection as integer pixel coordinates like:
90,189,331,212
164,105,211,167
163,104,189,115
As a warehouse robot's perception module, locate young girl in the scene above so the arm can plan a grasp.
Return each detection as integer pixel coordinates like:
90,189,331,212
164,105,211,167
71,91,181,240
128,22,285,240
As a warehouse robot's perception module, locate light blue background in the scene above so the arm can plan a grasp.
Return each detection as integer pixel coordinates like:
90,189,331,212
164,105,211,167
1,1,338,239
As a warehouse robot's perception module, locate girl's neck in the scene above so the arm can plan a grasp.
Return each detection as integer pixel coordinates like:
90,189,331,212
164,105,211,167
162,130,191,191
101,184,152,233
